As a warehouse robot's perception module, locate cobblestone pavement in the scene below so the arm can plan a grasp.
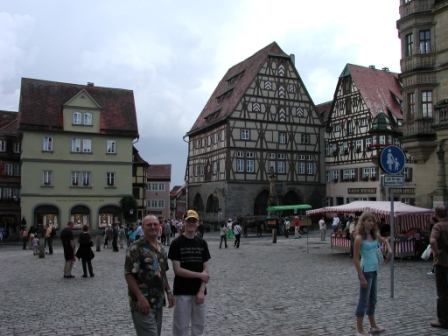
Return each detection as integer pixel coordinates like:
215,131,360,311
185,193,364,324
0,232,446,336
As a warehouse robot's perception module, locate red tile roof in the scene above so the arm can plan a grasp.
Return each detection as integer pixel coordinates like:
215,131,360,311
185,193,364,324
133,146,149,166
315,101,332,124
344,64,402,120
18,78,139,137
188,42,290,135
0,111,18,136
148,164,171,180
0,110,18,130
170,185,185,198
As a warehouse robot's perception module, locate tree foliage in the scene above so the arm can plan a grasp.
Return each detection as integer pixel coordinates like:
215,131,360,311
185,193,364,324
120,195,138,223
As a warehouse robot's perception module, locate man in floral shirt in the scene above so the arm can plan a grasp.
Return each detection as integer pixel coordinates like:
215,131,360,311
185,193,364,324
125,215,175,336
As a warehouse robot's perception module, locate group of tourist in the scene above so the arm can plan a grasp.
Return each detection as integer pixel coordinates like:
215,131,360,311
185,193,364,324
125,210,210,336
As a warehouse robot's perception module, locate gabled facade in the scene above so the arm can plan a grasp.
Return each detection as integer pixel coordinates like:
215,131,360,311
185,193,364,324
186,42,325,224
170,185,186,219
146,164,171,220
397,0,448,207
132,146,149,221
0,111,21,239
322,64,416,205
18,78,139,230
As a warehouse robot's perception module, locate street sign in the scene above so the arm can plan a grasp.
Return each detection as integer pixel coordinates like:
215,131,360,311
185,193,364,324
379,145,406,175
383,174,405,187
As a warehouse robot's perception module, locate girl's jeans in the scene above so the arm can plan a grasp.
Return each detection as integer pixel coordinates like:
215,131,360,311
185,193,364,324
355,271,377,316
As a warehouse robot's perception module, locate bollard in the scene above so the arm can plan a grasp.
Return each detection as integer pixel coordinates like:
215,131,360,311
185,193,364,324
38,237,45,258
96,235,101,252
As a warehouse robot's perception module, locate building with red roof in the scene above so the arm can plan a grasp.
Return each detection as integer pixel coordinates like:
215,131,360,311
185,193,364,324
185,42,325,225
0,110,21,239
321,63,416,205
146,164,171,220
18,78,139,230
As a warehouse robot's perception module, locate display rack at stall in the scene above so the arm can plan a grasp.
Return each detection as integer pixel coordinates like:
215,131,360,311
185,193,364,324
306,201,434,258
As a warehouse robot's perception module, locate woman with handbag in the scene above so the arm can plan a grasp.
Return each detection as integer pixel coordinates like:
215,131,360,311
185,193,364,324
353,212,392,336
76,225,95,278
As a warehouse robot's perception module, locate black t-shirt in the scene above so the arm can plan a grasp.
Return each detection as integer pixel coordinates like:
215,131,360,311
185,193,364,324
168,235,211,296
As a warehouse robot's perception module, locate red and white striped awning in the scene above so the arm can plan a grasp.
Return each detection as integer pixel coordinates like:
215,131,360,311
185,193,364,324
306,201,434,234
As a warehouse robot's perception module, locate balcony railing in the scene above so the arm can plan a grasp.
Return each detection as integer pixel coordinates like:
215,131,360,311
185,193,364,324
433,100,448,129
399,0,433,18
400,54,435,73
401,118,435,138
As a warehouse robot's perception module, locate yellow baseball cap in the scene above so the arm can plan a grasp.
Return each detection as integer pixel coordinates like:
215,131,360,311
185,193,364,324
185,209,199,221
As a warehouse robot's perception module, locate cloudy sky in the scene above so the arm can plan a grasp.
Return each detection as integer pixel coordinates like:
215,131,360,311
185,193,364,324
0,0,401,186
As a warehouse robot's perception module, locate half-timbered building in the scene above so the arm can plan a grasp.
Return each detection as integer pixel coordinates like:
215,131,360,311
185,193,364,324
321,64,416,206
185,42,325,224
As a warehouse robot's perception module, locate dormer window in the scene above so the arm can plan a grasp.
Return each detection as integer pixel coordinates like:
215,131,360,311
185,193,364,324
72,111,93,126
72,112,82,125
83,112,92,125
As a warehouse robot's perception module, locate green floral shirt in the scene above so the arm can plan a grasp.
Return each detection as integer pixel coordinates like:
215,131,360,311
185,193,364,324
124,238,168,311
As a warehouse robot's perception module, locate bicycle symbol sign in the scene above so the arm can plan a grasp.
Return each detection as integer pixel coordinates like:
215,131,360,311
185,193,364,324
379,145,405,175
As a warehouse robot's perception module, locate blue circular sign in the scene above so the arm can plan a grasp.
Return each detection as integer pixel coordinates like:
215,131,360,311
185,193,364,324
379,145,406,174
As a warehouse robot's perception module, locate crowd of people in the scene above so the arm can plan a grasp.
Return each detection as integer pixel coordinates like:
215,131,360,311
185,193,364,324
14,205,448,335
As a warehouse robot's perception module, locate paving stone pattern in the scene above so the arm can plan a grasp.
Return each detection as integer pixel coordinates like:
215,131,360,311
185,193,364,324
0,233,445,336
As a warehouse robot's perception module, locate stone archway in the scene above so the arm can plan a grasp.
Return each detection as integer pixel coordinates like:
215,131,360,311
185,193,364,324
205,194,219,213
98,205,121,229
34,204,60,230
282,190,301,205
254,190,269,215
70,205,91,230
193,193,205,212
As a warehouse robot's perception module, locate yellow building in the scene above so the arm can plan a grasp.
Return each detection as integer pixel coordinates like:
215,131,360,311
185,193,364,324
18,78,139,230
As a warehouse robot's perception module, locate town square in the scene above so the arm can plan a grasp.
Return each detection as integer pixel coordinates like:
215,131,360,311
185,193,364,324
0,232,445,336
0,0,448,335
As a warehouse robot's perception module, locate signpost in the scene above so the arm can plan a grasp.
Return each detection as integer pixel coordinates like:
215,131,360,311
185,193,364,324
379,145,406,298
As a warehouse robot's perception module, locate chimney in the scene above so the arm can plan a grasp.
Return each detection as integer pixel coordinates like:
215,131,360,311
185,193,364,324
87,82,94,87
382,67,390,72
368,65,376,69
290,54,295,65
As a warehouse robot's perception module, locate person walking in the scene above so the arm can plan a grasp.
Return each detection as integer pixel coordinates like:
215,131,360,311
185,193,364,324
168,210,211,336
60,221,76,279
20,226,28,250
429,206,448,329
219,223,227,249
352,212,391,336
118,224,126,249
125,215,175,336
233,222,242,248
318,217,326,241
112,223,119,252
45,223,55,255
75,225,95,278
164,221,172,246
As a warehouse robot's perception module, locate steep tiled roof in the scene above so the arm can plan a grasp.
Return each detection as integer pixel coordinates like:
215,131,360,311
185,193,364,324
0,110,18,129
133,146,149,166
315,101,333,125
18,78,138,137
343,64,402,120
188,42,289,135
170,185,185,198
148,164,171,180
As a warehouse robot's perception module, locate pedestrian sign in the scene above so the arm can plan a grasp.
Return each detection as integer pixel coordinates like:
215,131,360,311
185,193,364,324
383,175,404,187
379,145,405,175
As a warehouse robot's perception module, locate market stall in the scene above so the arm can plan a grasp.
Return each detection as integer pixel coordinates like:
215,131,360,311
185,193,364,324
306,201,434,258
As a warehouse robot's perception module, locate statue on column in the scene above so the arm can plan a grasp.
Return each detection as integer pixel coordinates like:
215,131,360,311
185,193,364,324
268,167,278,206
